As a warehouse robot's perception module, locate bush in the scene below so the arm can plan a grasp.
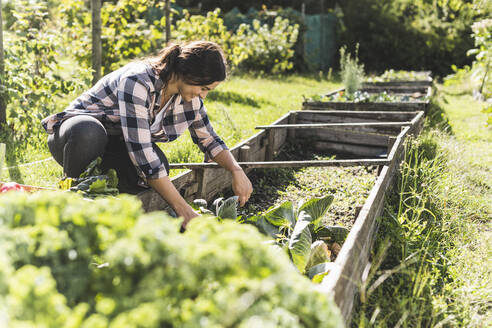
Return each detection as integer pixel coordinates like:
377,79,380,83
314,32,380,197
1,0,91,149
337,0,486,76
175,8,299,74
0,191,343,327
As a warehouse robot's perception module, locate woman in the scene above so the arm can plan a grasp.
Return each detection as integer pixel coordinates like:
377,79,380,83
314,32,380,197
42,41,253,227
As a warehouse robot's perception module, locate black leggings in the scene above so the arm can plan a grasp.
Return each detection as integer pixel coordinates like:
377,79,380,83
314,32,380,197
47,115,169,194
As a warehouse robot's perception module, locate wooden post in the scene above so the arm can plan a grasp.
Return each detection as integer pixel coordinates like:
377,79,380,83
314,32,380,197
195,168,206,199
165,0,171,43
91,0,102,85
0,0,6,125
287,111,297,141
266,129,275,161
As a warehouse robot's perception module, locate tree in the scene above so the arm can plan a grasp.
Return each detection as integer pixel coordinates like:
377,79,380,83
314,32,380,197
91,0,102,84
0,0,6,125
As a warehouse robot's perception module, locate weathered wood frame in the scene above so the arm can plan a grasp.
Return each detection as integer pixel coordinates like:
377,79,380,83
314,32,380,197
302,86,432,112
137,109,425,326
362,71,433,88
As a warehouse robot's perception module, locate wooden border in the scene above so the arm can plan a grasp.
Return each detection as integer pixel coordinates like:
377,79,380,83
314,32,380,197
317,113,425,324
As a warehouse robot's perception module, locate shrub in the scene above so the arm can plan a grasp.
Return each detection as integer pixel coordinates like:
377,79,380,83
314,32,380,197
0,191,343,327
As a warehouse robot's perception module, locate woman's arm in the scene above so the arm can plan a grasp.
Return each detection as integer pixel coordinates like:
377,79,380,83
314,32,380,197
213,149,253,207
147,176,199,227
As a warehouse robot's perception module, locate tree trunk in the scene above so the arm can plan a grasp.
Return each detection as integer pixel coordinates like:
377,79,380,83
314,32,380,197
0,0,7,125
165,0,171,43
91,0,102,85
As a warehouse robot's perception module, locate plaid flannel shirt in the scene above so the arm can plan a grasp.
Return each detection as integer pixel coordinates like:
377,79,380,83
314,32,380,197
42,61,228,180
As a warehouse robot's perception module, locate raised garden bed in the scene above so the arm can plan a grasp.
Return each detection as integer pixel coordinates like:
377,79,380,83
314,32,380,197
364,70,433,88
303,86,432,112
137,109,425,324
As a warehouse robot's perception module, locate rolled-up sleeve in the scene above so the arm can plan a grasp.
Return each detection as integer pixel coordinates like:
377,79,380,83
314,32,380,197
189,101,228,162
117,76,168,179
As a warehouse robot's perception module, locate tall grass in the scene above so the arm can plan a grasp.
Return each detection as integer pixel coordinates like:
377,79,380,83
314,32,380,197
353,134,491,327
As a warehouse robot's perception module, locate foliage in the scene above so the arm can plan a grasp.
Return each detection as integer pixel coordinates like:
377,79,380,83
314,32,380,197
235,16,299,74
0,191,343,327
58,157,119,197
1,0,91,148
174,8,299,73
366,70,432,82
174,8,247,68
336,0,487,76
306,90,428,103
339,45,364,95
57,0,168,75
193,194,346,281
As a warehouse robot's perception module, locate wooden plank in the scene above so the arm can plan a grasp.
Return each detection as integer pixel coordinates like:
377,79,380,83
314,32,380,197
256,122,412,129
169,159,390,169
325,86,431,96
312,141,387,158
288,111,297,141
296,110,418,122
302,101,427,112
295,121,403,135
297,128,390,147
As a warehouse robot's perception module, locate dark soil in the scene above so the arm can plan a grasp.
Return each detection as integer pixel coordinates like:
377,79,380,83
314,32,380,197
236,143,379,229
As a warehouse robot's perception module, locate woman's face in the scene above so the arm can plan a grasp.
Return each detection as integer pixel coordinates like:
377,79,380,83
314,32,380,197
178,80,221,102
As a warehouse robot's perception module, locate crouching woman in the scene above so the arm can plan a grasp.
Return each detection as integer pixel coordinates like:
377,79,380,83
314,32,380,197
41,41,253,227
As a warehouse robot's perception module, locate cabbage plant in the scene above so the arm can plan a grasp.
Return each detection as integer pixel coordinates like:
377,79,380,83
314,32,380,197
196,195,349,283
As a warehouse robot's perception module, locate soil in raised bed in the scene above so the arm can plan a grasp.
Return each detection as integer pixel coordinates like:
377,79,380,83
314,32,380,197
227,143,379,229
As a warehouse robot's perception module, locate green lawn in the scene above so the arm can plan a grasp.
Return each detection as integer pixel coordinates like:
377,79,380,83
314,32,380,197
1,74,340,188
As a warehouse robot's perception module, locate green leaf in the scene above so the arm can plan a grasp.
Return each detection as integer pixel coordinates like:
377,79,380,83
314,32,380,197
264,201,295,227
255,216,280,239
106,169,118,188
288,218,312,273
297,195,334,229
307,262,335,283
306,240,331,269
216,196,239,220
79,157,102,178
88,179,108,193
315,225,349,244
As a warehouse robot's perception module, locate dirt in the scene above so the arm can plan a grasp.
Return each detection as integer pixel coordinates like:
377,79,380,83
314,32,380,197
235,143,379,229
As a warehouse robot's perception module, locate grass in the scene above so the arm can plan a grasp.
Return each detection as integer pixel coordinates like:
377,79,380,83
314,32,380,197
1,74,340,187
352,81,491,327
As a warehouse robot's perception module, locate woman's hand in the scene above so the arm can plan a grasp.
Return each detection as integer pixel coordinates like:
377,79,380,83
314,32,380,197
177,205,200,229
147,175,201,230
231,169,253,207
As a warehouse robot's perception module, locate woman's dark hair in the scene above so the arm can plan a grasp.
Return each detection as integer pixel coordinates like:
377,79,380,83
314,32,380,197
151,41,227,86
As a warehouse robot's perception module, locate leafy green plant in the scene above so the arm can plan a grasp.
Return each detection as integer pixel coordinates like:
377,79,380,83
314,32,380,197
366,70,431,82
192,196,239,219
306,90,428,103
0,191,344,327
193,194,347,282
247,195,348,280
339,44,365,95
58,157,119,197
